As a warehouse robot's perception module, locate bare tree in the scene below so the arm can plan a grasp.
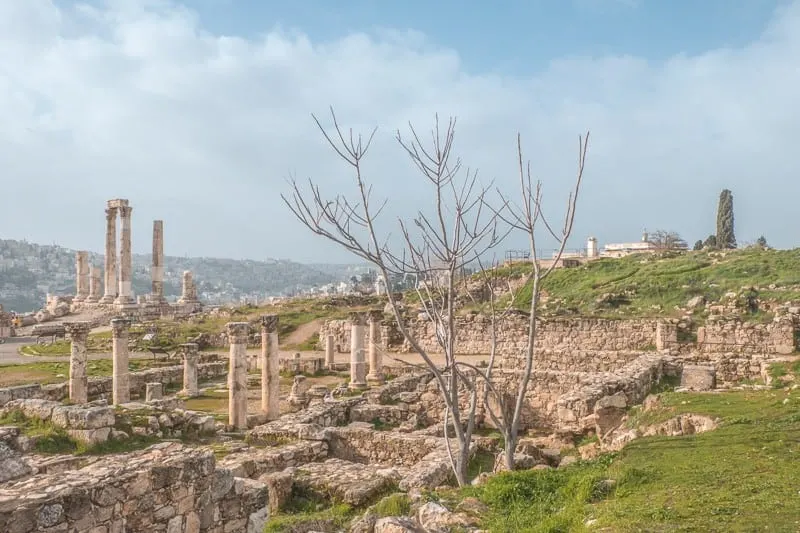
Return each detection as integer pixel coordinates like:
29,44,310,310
647,229,688,251
485,132,590,470
282,108,504,486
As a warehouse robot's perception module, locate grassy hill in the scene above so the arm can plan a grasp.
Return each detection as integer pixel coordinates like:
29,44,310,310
501,248,800,319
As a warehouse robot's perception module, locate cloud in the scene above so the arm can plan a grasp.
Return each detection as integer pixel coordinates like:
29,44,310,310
0,0,798,263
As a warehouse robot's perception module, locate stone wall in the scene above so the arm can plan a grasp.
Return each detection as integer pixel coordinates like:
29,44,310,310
322,314,659,358
0,362,227,408
695,316,795,355
0,442,268,533
321,313,798,361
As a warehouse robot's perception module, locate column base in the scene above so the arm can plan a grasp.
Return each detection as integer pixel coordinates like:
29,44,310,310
348,381,368,391
99,295,116,304
366,374,385,387
84,297,100,304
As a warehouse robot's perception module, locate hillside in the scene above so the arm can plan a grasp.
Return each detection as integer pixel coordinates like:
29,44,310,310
499,248,800,319
0,238,364,312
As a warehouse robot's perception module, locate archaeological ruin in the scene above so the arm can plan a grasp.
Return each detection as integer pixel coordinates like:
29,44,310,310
2,204,800,531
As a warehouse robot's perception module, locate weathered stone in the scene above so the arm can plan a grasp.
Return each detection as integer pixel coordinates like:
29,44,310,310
680,365,716,391
146,382,163,402
111,318,131,405
227,322,249,430
260,315,280,420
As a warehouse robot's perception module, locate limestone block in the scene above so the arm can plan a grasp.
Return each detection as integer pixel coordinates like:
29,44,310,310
51,405,115,430
146,382,164,402
680,365,716,391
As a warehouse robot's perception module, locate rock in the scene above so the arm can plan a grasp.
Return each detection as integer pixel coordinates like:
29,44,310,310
680,366,716,391
641,414,717,437
559,455,578,468
455,497,489,518
0,442,32,483
258,469,294,514
493,452,541,472
642,394,661,412
374,516,419,533
417,501,473,533
686,296,705,309
471,472,492,486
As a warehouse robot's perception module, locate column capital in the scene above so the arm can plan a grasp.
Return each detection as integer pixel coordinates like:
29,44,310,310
105,206,118,220
349,312,366,326
119,205,133,218
260,314,279,333
64,321,92,339
226,322,250,344
367,309,384,323
178,343,199,356
110,318,131,337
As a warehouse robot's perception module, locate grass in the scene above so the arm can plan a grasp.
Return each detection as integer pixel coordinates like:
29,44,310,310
372,492,412,518
0,410,159,455
0,359,167,387
264,484,356,533
498,248,800,319
450,387,800,532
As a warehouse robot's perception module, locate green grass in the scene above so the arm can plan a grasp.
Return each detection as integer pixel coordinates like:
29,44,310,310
0,359,167,387
0,410,159,455
500,248,800,319
264,484,356,533
451,387,800,532
372,493,412,518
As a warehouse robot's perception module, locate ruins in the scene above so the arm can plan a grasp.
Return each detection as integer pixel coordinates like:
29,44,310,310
2,201,799,530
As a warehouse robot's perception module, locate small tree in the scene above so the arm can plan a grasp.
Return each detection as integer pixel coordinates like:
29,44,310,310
703,234,717,249
693,240,704,251
756,235,768,249
716,189,736,249
483,132,590,470
283,109,504,486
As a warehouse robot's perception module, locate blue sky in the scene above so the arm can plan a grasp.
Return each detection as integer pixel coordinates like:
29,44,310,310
193,0,783,72
1,0,799,262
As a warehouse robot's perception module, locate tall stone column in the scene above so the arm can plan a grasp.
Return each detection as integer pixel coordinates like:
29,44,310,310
100,207,117,304
151,220,165,302
74,251,89,303
349,313,367,390
227,322,249,430
65,322,91,404
325,334,335,370
260,315,280,419
111,318,131,405
179,343,200,397
366,310,385,386
115,205,134,306
86,265,101,303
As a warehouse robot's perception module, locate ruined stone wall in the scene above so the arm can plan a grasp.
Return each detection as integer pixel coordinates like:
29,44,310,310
321,314,797,362
326,425,439,467
695,316,795,355
0,362,227,408
322,315,659,358
0,442,268,533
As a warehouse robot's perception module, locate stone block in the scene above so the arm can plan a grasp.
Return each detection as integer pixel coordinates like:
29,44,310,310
51,405,115,430
680,365,716,391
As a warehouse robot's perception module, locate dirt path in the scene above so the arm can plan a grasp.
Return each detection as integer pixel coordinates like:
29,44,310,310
282,319,323,346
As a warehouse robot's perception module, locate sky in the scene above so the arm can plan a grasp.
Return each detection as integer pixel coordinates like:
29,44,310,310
0,0,798,263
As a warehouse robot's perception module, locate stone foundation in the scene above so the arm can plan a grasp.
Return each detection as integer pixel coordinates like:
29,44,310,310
0,442,268,533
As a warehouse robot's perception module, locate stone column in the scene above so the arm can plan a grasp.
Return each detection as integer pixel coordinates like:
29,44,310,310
74,251,89,303
366,310,385,386
111,318,131,405
115,205,134,306
325,334,335,370
349,313,367,390
86,265,101,303
178,271,198,303
65,322,91,404
151,220,165,302
100,206,117,304
227,322,249,430
261,315,280,419
180,343,200,397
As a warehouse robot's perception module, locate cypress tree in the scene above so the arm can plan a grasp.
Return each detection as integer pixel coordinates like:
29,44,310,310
716,189,736,249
